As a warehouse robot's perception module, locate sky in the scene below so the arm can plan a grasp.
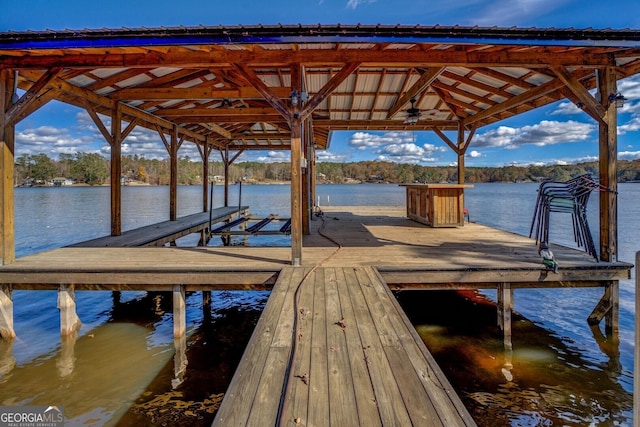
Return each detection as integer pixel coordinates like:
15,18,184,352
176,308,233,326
2,0,640,167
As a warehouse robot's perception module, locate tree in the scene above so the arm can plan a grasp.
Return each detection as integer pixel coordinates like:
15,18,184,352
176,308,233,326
70,152,109,185
30,153,56,183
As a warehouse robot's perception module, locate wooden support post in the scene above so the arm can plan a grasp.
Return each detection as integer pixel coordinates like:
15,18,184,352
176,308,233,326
170,125,178,221
0,284,16,339
497,283,513,350
173,334,188,389
173,284,186,338
587,281,619,335
457,122,465,185
223,146,230,207
634,251,639,427
111,102,122,236
310,140,317,218
0,335,16,376
57,284,81,336
0,70,16,265
598,68,618,262
290,116,303,266
202,141,210,213
302,121,310,235
57,332,77,377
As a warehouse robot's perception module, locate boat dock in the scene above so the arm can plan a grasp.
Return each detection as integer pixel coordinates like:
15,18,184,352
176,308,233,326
68,206,248,247
0,206,632,425
214,266,475,426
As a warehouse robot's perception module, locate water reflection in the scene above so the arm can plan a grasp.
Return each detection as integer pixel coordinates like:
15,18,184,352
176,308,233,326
397,290,633,426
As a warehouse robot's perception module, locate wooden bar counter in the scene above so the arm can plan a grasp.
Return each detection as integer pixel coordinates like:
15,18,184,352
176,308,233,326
400,184,473,227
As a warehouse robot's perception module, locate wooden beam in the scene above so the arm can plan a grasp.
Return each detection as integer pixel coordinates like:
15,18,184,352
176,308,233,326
433,128,458,153
5,68,60,126
300,62,360,121
0,70,15,265
463,70,591,126
84,103,113,145
313,119,458,130
551,66,605,122
598,68,618,262
457,123,465,185
232,64,290,120
112,86,290,100
111,102,123,236
387,67,444,119
0,48,619,70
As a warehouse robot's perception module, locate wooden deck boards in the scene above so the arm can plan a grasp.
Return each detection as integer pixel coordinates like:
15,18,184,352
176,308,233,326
69,206,247,247
0,206,630,289
213,266,476,427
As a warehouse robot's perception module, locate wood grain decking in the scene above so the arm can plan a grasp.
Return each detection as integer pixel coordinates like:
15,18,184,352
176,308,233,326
213,266,476,427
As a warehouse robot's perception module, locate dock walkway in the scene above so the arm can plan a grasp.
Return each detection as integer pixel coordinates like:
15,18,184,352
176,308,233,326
213,266,475,426
69,206,248,247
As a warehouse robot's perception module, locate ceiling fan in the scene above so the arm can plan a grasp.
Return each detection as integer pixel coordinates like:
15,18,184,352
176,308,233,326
403,97,438,124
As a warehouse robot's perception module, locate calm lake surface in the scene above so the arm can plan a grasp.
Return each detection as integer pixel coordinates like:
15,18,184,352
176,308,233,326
1,183,637,426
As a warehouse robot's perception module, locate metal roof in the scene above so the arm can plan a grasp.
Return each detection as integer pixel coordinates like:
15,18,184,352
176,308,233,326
2,24,640,153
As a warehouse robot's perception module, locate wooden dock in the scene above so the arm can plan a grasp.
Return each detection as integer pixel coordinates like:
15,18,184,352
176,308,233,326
69,206,248,247
0,206,632,424
213,266,475,426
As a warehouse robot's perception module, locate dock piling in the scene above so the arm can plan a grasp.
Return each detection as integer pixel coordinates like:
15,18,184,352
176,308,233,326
173,285,186,338
0,284,15,339
57,284,81,336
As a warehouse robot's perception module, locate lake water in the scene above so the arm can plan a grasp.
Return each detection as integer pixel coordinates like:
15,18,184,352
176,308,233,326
0,183,637,426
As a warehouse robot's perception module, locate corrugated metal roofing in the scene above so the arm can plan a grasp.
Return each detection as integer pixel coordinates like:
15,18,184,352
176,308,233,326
2,24,640,153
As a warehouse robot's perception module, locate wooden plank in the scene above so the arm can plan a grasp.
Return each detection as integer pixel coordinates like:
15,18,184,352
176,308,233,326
284,269,315,426
334,267,382,427
355,266,445,426
366,267,477,426
325,267,360,426
307,268,330,426
343,266,412,426
70,207,247,247
213,267,294,426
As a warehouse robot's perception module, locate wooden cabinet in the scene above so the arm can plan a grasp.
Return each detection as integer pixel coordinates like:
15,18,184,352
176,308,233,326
401,184,472,227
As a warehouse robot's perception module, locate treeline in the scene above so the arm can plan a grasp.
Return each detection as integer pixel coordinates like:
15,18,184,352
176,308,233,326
14,152,640,186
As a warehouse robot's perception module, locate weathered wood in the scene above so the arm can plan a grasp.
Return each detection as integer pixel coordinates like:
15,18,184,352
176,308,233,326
598,67,619,262
110,102,122,236
213,267,295,426
402,184,473,227
290,117,303,266
0,284,15,339
588,281,619,335
57,284,81,335
215,266,475,426
497,283,513,352
173,284,186,338
173,334,187,388
635,251,639,427
169,125,179,221
0,70,15,266
69,207,247,247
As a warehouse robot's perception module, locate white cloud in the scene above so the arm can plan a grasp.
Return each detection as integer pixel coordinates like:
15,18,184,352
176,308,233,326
551,101,583,116
316,150,350,162
468,150,482,158
472,120,594,149
470,0,571,26
619,150,640,160
15,126,98,157
254,150,290,163
349,131,415,150
374,142,446,164
346,0,376,9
